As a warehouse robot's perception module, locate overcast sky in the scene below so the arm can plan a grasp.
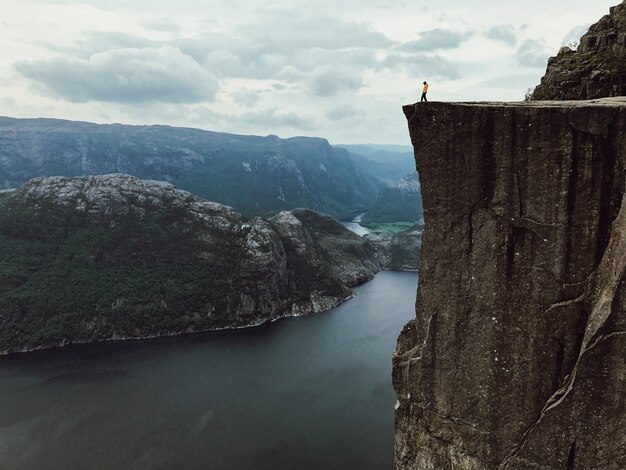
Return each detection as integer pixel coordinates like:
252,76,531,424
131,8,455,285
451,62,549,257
0,0,618,144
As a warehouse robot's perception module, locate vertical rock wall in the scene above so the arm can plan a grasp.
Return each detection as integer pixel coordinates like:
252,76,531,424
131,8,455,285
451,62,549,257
394,99,626,469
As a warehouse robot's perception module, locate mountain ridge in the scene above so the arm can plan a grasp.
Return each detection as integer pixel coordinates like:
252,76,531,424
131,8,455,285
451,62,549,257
0,116,383,220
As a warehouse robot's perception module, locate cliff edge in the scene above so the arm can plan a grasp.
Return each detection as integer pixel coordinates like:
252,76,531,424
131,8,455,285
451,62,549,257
394,98,626,469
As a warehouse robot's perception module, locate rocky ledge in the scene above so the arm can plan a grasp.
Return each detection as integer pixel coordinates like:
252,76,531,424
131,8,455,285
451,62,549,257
394,98,626,469
0,174,380,354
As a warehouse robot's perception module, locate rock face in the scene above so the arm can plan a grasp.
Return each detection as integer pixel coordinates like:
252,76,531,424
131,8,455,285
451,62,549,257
532,2,626,100
394,98,626,469
365,223,423,271
0,117,382,219
0,174,380,354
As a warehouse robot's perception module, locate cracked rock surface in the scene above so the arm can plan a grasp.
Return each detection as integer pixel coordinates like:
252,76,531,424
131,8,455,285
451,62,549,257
394,98,626,469
0,174,380,354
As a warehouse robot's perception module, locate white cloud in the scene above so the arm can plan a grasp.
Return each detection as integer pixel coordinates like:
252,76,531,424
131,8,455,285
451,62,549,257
240,108,316,130
486,25,518,45
231,88,260,107
325,104,365,121
15,46,219,103
516,39,552,67
396,29,472,52
307,66,364,97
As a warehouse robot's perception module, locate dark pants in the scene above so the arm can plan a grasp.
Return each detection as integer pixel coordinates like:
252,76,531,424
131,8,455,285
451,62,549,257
421,93,427,102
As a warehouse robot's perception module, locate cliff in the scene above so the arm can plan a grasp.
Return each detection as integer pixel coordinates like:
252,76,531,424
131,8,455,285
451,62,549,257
0,117,382,219
532,1,626,100
394,98,626,469
0,174,380,354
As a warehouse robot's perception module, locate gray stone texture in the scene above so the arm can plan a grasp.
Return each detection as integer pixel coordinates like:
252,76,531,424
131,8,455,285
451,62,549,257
394,98,626,469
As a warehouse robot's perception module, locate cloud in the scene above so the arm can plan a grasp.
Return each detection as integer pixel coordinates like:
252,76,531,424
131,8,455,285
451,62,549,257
237,12,393,54
379,53,460,80
562,24,590,46
395,28,471,52
143,18,181,33
240,108,316,130
325,104,365,121
50,31,156,58
516,39,552,67
306,66,363,97
27,13,388,103
16,46,219,103
478,72,543,89
232,88,260,107
486,25,517,45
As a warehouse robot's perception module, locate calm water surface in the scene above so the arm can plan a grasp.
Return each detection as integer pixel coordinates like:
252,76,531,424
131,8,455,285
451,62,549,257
341,213,372,236
0,271,417,470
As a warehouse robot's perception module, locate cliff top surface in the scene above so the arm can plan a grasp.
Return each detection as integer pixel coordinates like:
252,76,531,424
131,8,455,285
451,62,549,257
404,97,626,110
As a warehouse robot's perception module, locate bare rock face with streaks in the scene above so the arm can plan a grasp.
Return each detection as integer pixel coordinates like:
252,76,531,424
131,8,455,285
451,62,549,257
394,98,626,469
532,1,626,100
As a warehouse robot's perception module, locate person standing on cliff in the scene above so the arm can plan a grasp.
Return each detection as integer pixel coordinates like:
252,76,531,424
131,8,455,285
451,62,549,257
421,81,428,102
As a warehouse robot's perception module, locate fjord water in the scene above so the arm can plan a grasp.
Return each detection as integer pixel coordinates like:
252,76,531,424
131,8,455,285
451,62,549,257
341,213,372,236
0,271,417,470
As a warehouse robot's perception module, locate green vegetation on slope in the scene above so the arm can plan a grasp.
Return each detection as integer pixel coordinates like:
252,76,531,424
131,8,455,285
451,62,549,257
0,203,241,351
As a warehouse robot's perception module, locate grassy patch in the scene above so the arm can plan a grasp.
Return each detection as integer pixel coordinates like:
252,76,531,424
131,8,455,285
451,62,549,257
367,222,414,233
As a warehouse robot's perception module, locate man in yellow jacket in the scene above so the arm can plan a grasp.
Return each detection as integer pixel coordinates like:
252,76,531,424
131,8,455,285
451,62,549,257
421,81,429,102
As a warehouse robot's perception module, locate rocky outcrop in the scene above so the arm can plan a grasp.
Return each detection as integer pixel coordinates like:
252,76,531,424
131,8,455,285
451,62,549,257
0,174,380,354
365,223,423,271
532,2,626,100
394,98,626,469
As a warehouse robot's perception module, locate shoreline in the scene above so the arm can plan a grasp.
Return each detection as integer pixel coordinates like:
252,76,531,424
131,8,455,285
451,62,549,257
0,291,358,358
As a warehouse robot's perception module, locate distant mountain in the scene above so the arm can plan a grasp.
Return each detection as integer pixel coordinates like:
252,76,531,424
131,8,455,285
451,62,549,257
0,174,381,354
0,117,383,219
361,172,423,227
338,144,414,160
339,144,416,187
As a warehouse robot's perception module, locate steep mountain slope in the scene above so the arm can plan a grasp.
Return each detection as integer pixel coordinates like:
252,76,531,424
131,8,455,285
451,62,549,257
0,117,382,219
0,174,380,354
